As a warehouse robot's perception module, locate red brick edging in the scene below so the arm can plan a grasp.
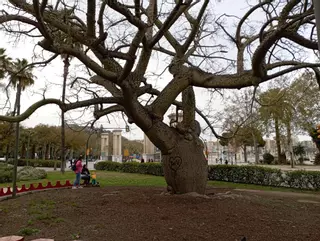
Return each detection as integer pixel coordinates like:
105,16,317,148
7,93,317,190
0,236,81,241
0,180,73,197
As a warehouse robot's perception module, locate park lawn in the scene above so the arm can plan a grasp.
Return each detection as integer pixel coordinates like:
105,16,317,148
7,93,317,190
0,171,166,188
1,170,320,194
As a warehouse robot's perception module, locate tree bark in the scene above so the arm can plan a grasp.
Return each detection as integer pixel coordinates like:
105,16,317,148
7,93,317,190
5,144,9,161
252,132,259,163
21,142,26,158
162,137,207,195
243,145,248,163
61,56,70,173
31,145,35,159
286,123,294,168
274,117,282,163
12,81,21,198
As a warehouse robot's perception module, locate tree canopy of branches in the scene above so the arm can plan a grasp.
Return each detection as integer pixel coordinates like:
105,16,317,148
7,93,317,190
0,0,319,194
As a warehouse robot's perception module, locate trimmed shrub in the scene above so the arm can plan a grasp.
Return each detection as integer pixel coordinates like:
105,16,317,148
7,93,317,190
0,163,13,183
94,161,122,172
95,161,163,176
262,153,274,164
208,165,282,187
17,166,47,181
8,159,61,168
314,153,320,165
208,165,320,190
0,164,47,183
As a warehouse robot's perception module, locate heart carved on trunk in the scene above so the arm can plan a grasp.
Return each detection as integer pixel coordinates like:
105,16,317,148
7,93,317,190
169,156,182,172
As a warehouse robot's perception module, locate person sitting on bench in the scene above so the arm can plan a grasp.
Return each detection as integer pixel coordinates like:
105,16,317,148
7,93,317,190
81,164,90,185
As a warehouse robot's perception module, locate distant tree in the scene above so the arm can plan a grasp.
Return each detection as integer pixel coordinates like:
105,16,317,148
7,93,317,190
258,88,292,164
53,8,83,173
293,144,306,164
122,137,143,155
8,58,35,197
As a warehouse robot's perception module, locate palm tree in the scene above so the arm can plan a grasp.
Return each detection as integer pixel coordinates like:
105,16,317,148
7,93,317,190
53,8,82,173
258,88,293,165
0,48,12,90
9,58,35,197
0,48,12,79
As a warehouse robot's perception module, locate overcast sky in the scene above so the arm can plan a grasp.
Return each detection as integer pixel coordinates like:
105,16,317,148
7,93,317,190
0,0,313,142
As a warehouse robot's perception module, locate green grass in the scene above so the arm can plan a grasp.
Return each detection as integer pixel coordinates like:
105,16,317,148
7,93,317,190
0,171,166,188
1,170,319,194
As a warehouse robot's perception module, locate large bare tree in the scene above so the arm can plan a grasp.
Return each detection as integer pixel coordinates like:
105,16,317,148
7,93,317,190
0,0,319,194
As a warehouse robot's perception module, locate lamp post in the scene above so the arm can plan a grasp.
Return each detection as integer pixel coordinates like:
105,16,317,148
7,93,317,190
85,130,96,167
314,1,320,51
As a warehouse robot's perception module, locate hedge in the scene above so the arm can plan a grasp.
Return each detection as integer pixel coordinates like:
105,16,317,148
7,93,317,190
8,159,61,168
95,161,163,176
95,161,320,190
208,165,320,190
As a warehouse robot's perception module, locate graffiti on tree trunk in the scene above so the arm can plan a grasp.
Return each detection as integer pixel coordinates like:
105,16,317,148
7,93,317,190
169,156,182,172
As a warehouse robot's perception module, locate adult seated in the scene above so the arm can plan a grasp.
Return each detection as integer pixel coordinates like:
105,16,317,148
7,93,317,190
81,164,90,185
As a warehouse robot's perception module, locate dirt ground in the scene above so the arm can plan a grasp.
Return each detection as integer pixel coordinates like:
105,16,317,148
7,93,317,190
1,187,320,241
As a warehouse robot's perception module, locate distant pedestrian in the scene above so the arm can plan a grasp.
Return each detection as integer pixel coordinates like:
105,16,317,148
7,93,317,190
141,158,145,163
72,155,83,189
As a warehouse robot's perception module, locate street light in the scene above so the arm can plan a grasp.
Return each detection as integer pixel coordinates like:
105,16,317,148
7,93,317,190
85,129,97,167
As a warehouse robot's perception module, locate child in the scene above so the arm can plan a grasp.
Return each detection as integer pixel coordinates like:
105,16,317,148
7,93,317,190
91,172,97,185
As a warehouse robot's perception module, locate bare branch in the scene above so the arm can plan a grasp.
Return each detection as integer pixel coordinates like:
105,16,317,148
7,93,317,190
94,105,124,120
86,0,96,37
106,0,147,29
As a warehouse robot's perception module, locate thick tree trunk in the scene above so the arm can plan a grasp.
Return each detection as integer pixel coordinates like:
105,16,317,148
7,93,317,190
274,117,282,163
162,138,207,195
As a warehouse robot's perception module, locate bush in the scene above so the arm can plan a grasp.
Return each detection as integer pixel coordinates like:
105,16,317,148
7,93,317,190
94,161,122,172
96,161,320,190
314,153,320,165
17,166,47,181
262,153,274,164
0,163,13,183
95,161,163,176
8,159,61,168
298,157,304,165
208,165,282,186
0,163,47,183
208,165,320,190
